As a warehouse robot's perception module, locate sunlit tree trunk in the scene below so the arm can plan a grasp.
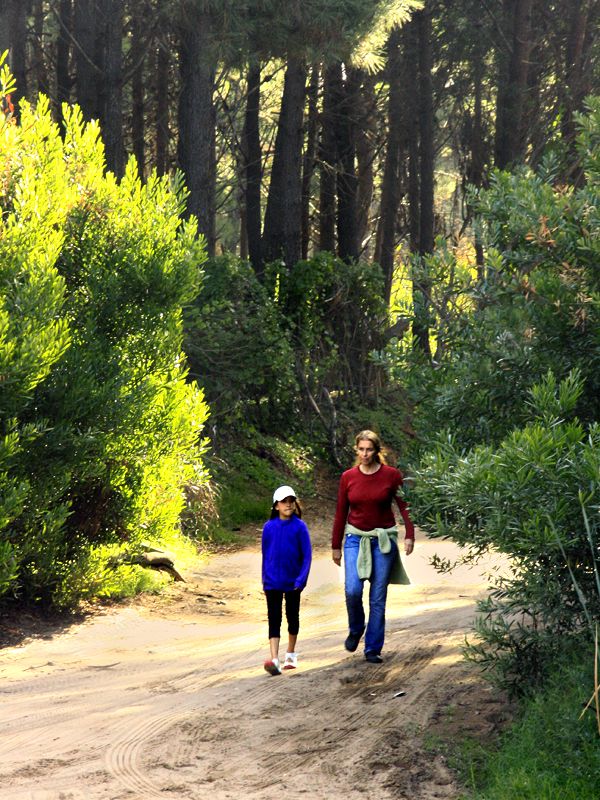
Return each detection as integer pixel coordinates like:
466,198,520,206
335,63,359,263
319,63,337,253
471,42,486,281
355,71,376,258
33,0,49,98
301,64,319,260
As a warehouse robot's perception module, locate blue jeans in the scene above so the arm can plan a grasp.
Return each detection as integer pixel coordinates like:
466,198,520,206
344,534,397,655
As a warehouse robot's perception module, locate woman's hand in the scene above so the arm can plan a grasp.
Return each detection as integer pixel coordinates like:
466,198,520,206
332,548,342,566
404,538,414,556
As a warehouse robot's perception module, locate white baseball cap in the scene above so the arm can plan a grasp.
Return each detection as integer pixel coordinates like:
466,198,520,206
273,485,297,503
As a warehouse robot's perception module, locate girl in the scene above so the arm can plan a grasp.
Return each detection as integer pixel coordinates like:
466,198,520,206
262,485,312,675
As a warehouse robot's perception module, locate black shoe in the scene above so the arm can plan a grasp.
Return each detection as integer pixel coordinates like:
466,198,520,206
365,652,383,664
344,629,365,652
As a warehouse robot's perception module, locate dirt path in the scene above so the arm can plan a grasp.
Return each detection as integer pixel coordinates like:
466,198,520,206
1,499,510,800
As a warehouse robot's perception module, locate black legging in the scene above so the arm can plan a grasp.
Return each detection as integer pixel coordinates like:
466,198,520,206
265,589,301,639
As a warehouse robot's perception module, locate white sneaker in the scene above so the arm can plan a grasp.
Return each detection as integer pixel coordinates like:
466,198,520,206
264,658,281,676
283,652,297,670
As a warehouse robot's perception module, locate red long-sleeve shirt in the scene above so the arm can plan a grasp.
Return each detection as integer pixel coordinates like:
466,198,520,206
331,464,415,550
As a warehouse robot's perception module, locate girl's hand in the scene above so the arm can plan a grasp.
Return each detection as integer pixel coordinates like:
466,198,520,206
332,548,342,566
404,538,414,556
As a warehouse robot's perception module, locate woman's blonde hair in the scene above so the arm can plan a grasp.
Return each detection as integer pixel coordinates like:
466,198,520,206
353,430,387,465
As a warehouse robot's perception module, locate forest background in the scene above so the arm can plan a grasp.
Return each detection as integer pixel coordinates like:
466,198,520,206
1,1,599,798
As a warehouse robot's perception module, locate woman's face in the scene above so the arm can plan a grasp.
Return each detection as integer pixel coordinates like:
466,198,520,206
356,439,377,466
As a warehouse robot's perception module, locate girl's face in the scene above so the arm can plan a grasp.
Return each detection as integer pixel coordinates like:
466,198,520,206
356,439,377,466
276,497,296,519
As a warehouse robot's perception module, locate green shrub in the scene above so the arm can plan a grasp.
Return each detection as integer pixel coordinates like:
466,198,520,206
464,648,600,799
387,102,600,455
185,251,389,457
278,252,388,404
0,61,209,607
404,102,600,691
184,254,295,430
413,371,600,693
207,431,317,533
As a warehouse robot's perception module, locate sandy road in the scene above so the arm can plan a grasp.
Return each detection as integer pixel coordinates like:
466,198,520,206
0,505,509,800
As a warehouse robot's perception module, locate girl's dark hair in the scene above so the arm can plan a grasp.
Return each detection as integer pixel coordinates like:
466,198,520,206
270,498,303,519
353,429,388,465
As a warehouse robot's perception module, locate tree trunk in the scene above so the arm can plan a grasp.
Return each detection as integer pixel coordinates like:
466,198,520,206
177,9,216,255
404,19,420,256
262,56,306,269
413,8,433,358
301,64,319,260
243,63,263,277
463,24,488,284
377,27,403,303
1,0,28,120
494,0,534,169
561,0,594,162
239,206,248,260
73,0,99,120
155,38,170,176
97,0,124,177
472,60,486,283
0,4,8,57
468,44,485,191
33,0,49,98
319,63,337,253
335,63,359,263
355,70,376,258
418,11,434,257
131,13,146,179
56,0,72,127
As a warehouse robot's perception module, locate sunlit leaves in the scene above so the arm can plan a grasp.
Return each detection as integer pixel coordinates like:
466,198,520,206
0,64,210,606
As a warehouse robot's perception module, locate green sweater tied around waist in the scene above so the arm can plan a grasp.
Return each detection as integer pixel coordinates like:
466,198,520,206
345,524,410,585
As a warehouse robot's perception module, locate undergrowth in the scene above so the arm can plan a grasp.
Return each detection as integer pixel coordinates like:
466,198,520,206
458,645,600,800
187,430,318,546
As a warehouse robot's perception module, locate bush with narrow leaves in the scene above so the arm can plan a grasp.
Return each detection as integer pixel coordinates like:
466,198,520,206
414,370,600,693
0,60,209,607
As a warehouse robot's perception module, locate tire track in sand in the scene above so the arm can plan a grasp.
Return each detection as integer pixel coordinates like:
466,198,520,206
102,639,280,797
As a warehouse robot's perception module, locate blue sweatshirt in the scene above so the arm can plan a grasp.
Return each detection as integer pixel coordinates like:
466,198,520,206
261,514,312,592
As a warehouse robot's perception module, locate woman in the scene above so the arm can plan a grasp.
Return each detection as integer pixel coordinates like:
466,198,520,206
331,430,414,663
